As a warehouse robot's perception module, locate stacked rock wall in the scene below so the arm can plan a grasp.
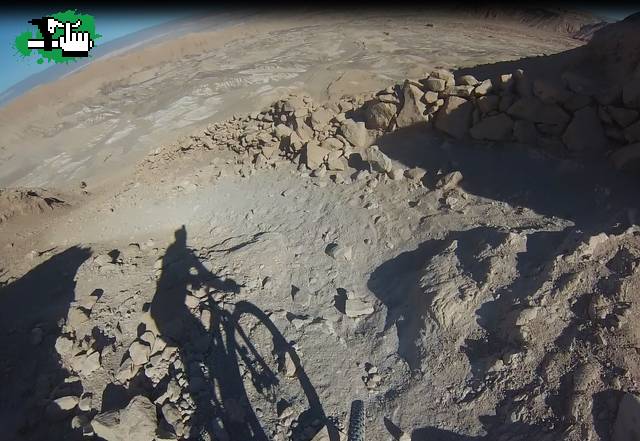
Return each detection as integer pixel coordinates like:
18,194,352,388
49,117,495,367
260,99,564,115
157,62,640,178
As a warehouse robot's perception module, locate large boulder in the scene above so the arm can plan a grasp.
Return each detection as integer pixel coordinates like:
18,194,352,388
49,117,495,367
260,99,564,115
457,74,479,86
507,97,571,125
562,106,607,152
340,119,368,148
396,82,427,128
434,96,473,139
470,113,514,141
366,145,393,172
364,101,397,130
304,142,330,170
422,78,446,92
310,108,335,131
92,395,158,441
533,79,571,104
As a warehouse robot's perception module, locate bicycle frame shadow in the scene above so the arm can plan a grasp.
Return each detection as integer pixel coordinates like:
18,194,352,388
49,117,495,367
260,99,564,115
150,226,336,441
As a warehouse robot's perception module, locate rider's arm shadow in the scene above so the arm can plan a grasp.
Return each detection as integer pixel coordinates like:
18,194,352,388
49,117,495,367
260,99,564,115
187,250,243,295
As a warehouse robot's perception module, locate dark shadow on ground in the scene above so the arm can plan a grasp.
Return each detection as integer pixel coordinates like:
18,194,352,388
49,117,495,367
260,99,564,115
149,226,336,441
455,46,588,84
376,126,640,226
0,246,92,441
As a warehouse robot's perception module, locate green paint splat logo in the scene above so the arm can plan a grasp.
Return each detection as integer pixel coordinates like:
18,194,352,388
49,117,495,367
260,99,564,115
13,10,101,64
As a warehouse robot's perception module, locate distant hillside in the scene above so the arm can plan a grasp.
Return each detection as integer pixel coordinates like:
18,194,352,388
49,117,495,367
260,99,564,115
454,6,610,39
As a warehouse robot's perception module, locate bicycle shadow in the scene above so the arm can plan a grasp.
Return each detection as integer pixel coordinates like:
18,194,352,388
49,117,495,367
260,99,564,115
0,246,92,441
150,226,336,441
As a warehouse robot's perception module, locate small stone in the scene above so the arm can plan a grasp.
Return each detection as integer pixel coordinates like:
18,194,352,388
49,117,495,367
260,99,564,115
325,243,353,261
499,73,514,92
423,78,446,92
457,74,478,86
365,101,397,130
79,393,93,412
345,298,374,318
340,120,368,148
423,91,438,104
129,341,151,366
55,335,74,356
429,69,455,83
185,294,200,309
366,145,393,172
53,395,79,411
274,124,292,140
563,106,607,152
444,85,474,98
470,113,514,141
436,171,463,191
67,307,89,329
71,414,90,430
388,168,404,180
405,167,426,181
284,352,297,378
474,79,493,96
80,351,101,375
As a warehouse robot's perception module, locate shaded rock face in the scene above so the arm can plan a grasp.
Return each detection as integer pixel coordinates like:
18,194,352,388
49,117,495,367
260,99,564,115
365,101,397,130
562,106,607,152
92,395,157,441
470,113,514,141
396,82,427,128
434,96,473,139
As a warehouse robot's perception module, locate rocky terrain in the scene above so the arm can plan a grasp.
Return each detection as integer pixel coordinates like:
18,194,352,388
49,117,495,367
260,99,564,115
1,9,640,441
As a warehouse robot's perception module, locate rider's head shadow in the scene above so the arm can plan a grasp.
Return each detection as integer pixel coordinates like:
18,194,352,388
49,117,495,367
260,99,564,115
150,225,242,344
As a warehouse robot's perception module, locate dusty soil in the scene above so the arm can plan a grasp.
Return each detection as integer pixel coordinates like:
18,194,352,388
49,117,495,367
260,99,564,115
1,9,639,441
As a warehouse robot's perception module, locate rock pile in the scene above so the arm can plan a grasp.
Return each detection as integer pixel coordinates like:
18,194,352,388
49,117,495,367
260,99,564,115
146,63,640,182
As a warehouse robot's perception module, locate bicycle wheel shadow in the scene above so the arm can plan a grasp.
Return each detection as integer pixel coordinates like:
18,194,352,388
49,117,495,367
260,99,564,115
150,226,336,441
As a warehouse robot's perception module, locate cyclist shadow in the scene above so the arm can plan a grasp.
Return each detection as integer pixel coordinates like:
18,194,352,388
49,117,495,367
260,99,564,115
150,226,336,441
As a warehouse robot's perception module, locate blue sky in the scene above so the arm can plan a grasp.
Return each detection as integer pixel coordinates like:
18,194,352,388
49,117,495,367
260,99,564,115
0,10,185,94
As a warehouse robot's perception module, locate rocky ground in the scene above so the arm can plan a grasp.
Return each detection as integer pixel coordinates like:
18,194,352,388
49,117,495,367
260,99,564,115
1,9,640,441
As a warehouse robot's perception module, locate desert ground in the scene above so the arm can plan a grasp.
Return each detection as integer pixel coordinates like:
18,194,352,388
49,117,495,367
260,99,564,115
1,8,640,441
